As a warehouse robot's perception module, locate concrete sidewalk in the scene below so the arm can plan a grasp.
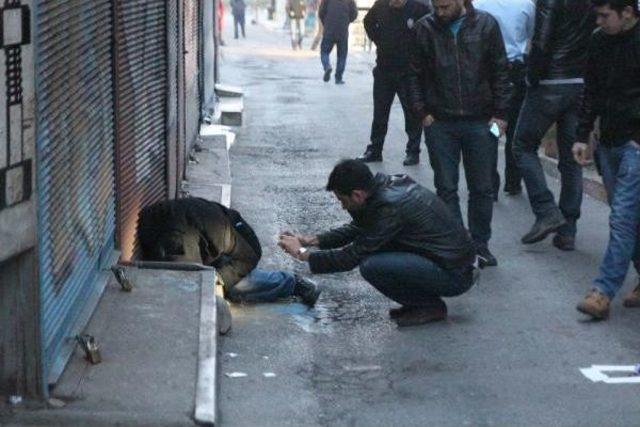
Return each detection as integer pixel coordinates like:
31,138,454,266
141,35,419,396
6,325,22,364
2,126,236,427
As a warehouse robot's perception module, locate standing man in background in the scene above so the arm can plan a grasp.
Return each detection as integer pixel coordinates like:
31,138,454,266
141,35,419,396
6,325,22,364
231,0,247,39
513,0,595,251
319,0,358,84
357,0,431,166
408,0,511,268
474,0,535,197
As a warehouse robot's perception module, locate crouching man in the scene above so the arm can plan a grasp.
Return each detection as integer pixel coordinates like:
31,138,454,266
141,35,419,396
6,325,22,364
278,160,478,326
137,197,320,306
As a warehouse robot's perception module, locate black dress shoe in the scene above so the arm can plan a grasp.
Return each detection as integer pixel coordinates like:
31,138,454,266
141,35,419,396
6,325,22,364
357,148,382,162
323,68,332,82
552,234,575,251
503,184,523,196
521,210,567,244
403,153,419,166
335,79,345,85
293,275,321,307
394,299,448,327
476,245,498,268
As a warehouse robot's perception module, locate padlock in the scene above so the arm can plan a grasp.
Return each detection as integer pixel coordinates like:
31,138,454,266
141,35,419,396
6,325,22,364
76,334,102,365
110,266,133,292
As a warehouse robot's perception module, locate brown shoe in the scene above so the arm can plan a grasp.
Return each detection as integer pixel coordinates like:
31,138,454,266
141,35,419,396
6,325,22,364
394,299,447,327
623,284,640,308
576,289,610,320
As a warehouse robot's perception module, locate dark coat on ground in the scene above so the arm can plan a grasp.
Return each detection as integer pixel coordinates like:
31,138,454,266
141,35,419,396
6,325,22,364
137,197,261,288
319,0,358,39
308,173,477,274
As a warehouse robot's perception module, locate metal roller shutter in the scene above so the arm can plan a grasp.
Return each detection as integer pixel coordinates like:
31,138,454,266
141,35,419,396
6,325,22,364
35,0,116,382
184,0,200,154
113,0,168,260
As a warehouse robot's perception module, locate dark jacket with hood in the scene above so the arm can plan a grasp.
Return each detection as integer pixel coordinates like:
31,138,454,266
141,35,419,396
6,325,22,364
319,0,358,39
577,22,640,147
309,173,476,274
137,197,261,289
526,0,596,86
364,0,431,72
407,4,511,121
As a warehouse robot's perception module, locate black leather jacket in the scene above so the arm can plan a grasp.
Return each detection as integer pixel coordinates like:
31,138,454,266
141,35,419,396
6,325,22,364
408,6,511,121
577,23,640,147
527,0,595,85
308,174,477,274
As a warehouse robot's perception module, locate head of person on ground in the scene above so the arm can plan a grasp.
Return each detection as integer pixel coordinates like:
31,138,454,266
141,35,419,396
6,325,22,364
591,0,639,35
278,160,479,327
136,197,320,307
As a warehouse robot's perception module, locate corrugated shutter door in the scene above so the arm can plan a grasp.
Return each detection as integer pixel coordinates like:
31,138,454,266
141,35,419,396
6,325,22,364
114,0,168,260
35,0,116,381
184,0,200,153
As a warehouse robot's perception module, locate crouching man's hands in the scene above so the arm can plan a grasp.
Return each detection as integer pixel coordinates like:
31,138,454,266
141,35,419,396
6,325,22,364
278,234,310,261
279,231,319,247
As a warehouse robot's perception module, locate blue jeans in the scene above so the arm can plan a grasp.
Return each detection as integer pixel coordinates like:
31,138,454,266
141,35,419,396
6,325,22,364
513,84,583,236
359,252,475,307
425,119,498,245
593,141,640,298
224,269,295,303
320,35,348,80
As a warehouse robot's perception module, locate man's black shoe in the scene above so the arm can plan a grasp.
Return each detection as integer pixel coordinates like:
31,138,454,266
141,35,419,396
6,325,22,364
552,234,575,251
476,245,498,268
335,79,345,85
323,68,332,82
521,210,567,244
504,184,523,196
293,275,321,307
357,148,382,162
394,299,448,327
403,153,419,166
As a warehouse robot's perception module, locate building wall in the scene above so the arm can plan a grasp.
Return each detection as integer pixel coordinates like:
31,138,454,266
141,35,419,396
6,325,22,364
0,0,41,398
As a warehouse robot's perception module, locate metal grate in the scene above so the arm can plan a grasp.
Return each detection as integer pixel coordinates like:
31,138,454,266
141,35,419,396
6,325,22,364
35,0,116,381
184,0,201,155
113,0,168,260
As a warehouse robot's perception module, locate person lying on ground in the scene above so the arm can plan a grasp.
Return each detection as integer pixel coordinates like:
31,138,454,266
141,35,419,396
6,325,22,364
137,197,320,306
278,159,479,327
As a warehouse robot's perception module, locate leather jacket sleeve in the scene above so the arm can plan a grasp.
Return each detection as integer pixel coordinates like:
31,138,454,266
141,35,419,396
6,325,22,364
349,0,358,23
363,1,381,43
319,0,327,24
317,223,362,249
408,23,431,120
487,18,511,120
527,0,559,86
309,205,402,274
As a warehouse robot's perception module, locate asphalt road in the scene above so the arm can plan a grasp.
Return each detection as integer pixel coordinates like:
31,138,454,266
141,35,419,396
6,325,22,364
217,19,640,427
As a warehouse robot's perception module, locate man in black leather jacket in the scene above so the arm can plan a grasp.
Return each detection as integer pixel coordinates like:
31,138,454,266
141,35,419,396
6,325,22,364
357,0,431,166
407,0,510,268
512,0,596,251
278,159,478,327
571,0,640,320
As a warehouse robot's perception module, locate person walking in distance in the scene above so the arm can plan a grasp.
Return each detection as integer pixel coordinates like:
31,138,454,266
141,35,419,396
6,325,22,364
357,0,431,166
287,0,306,49
408,0,511,268
231,0,247,39
573,0,640,320
512,0,596,251
473,0,535,198
318,0,358,84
